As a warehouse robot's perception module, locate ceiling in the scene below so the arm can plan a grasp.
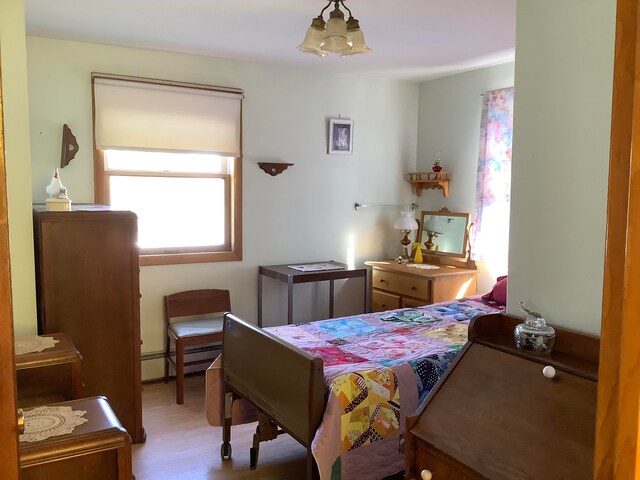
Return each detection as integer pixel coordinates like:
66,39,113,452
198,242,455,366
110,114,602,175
24,0,516,81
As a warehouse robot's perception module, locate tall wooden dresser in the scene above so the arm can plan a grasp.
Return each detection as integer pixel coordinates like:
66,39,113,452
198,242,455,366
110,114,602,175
405,313,599,480
33,205,145,443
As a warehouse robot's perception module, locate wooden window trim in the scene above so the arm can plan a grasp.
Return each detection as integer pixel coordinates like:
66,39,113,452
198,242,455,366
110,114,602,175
93,153,243,266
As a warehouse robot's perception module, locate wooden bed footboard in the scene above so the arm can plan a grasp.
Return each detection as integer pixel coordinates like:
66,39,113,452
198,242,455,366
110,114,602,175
221,313,325,476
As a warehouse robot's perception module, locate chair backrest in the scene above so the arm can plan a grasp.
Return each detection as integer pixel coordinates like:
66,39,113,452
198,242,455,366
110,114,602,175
164,289,231,324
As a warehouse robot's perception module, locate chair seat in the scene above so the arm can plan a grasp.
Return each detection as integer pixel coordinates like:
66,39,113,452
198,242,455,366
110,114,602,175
169,318,224,339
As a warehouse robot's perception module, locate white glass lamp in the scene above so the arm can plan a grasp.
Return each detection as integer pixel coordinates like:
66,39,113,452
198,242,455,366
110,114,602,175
342,18,372,56
424,216,443,251
299,0,371,58
321,5,352,54
394,211,418,261
298,16,328,57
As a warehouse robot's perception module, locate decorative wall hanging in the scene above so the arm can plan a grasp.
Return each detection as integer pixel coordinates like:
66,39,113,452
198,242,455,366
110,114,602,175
60,124,79,168
328,118,353,155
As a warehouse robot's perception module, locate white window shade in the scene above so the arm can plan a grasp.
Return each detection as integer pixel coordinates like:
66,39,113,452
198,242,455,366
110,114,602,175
93,77,243,156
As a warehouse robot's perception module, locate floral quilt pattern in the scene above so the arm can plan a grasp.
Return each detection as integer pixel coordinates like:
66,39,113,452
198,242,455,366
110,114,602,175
266,298,504,480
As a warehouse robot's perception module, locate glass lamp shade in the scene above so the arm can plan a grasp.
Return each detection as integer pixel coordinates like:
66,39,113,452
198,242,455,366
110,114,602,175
424,216,443,234
321,35,352,54
394,212,418,231
298,17,328,57
342,19,372,56
321,7,352,54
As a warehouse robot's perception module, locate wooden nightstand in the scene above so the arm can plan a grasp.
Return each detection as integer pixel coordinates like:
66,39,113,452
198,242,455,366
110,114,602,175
19,396,133,480
15,333,83,408
365,260,478,312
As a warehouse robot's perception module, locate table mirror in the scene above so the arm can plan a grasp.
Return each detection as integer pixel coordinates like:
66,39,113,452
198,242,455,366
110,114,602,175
417,208,470,258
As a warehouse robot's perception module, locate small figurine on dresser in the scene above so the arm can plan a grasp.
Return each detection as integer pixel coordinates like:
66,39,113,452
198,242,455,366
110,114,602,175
45,168,72,211
514,302,556,354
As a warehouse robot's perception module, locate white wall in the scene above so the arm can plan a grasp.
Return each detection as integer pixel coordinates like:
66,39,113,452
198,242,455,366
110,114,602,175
416,62,515,292
508,0,616,335
0,0,38,335
26,37,419,378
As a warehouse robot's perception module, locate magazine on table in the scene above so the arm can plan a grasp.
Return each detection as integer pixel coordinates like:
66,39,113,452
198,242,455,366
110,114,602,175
287,263,345,272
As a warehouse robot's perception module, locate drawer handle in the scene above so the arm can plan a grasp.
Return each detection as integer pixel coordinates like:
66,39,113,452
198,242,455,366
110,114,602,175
381,304,387,309
17,409,25,435
379,278,386,283
411,286,417,291
421,470,433,480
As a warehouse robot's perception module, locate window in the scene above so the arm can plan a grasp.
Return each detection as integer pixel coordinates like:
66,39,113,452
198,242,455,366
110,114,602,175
92,74,243,265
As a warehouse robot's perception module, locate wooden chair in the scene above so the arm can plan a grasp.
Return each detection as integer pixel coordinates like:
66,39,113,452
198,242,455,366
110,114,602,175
164,289,230,404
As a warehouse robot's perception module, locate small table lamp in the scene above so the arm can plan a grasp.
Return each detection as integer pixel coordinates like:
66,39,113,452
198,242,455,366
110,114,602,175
394,211,418,261
423,216,443,251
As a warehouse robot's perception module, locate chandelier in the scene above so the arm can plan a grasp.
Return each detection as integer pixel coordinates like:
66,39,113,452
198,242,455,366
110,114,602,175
298,0,372,57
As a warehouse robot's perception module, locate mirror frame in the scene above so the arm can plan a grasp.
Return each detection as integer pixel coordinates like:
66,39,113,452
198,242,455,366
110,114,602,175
416,208,470,259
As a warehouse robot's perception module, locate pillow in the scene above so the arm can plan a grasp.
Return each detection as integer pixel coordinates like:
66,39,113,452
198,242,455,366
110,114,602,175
482,275,508,305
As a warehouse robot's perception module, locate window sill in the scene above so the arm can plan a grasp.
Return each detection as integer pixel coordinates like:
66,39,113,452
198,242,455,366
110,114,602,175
139,250,242,266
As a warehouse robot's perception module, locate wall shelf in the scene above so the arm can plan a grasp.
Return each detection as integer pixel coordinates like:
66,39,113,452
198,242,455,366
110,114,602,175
258,162,294,177
406,172,450,198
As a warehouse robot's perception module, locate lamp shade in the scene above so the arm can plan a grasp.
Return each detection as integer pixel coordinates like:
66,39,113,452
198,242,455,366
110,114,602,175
298,2,371,58
394,211,418,230
424,216,444,233
298,16,328,57
342,18,372,56
321,6,352,54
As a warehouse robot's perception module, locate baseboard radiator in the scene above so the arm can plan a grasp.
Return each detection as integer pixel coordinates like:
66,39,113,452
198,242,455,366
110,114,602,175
141,345,222,362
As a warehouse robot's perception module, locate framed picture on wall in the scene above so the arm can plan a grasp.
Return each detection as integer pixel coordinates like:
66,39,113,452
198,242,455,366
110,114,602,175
328,118,353,155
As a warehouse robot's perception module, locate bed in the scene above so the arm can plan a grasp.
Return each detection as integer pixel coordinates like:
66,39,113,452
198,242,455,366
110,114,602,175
208,297,505,480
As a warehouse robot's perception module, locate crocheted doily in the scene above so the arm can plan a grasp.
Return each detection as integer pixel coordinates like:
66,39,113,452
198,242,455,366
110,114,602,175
19,406,88,443
15,335,59,356
406,263,440,270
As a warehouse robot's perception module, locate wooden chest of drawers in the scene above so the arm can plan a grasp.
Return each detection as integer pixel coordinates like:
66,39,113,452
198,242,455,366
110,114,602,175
15,333,83,408
19,396,133,480
365,260,478,312
405,313,599,480
33,206,145,443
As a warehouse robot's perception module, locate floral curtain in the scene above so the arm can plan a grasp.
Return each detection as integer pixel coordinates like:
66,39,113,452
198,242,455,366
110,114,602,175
472,87,514,276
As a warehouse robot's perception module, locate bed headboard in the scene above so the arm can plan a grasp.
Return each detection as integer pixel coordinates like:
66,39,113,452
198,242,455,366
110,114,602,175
222,313,325,446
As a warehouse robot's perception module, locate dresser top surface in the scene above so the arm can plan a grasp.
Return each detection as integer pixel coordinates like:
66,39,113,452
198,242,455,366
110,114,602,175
365,260,478,277
15,333,82,369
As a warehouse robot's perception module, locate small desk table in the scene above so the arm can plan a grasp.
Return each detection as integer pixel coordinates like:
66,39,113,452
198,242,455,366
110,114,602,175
258,261,367,327
15,333,83,408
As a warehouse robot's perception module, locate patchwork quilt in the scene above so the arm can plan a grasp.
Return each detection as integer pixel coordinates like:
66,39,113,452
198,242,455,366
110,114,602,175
266,298,504,480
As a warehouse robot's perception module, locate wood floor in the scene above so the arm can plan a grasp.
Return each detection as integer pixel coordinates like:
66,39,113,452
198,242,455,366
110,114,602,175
132,375,308,479
133,375,404,480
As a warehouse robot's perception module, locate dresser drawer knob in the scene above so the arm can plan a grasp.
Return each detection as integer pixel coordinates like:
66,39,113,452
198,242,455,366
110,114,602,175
381,304,387,309
379,278,386,283
411,286,417,291
543,365,557,379
421,470,433,480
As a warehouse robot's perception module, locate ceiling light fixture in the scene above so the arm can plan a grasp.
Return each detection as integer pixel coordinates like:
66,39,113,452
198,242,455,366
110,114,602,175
298,0,372,57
